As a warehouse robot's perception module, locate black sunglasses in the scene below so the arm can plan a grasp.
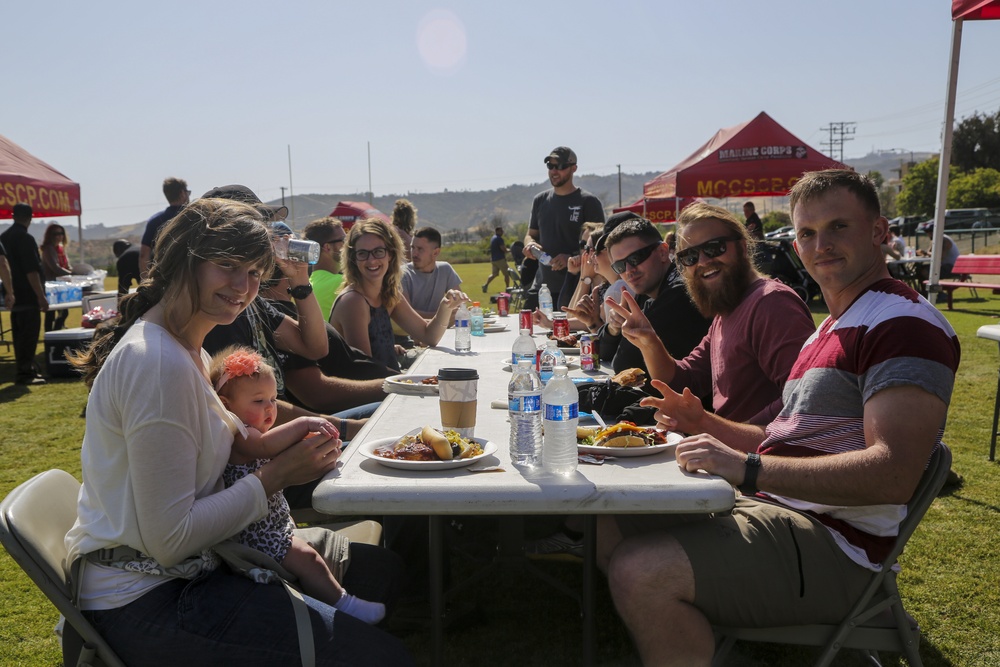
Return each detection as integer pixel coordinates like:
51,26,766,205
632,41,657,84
546,162,572,171
610,242,661,275
675,236,742,267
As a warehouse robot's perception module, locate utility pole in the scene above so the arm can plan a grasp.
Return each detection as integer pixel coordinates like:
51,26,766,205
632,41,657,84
617,164,622,207
820,122,857,162
287,145,295,227
367,141,373,205
280,186,287,207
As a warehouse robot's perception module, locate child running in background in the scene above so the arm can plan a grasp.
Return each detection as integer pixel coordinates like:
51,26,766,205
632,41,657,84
210,346,385,624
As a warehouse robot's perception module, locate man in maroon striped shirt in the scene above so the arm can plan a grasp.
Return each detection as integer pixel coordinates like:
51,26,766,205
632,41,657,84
603,170,960,667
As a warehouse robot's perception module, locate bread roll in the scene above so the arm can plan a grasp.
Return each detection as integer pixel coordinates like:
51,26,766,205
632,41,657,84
422,425,453,460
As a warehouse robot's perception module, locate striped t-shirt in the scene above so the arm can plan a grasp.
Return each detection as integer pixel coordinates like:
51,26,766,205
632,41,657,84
758,279,960,570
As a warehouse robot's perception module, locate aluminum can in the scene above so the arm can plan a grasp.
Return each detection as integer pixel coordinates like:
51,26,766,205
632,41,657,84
580,334,595,371
552,313,569,339
591,336,600,364
497,293,509,317
520,309,533,336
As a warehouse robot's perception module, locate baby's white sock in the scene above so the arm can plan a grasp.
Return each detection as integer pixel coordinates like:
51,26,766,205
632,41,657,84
334,592,386,624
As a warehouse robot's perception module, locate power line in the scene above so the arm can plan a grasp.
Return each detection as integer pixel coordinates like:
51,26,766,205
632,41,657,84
821,122,857,162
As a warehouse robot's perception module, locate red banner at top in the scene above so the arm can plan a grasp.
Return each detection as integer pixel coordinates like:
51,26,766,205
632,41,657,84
953,0,1000,20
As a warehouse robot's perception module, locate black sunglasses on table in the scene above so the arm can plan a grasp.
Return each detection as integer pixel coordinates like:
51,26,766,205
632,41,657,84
675,235,742,267
610,242,661,275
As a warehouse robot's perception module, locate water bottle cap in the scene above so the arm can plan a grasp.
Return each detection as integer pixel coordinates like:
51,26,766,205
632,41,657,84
473,302,480,307
520,329,530,335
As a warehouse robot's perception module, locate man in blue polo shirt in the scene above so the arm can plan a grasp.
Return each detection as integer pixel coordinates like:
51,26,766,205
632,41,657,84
139,177,190,279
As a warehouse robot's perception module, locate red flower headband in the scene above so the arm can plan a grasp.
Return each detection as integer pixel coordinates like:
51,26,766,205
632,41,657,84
215,349,264,392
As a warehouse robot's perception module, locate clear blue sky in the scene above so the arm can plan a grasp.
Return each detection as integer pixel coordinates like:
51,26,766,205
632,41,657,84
6,1,1000,228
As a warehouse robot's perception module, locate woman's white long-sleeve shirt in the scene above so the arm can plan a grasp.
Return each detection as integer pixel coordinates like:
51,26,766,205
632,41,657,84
65,320,269,609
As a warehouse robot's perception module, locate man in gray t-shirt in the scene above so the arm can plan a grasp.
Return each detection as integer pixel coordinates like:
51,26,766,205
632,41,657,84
524,146,605,300
402,226,462,317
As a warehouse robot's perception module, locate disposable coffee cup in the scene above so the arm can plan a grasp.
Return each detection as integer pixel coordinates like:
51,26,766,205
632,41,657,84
437,368,479,439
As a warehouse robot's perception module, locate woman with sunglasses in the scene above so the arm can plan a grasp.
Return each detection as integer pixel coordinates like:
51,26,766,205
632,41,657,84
330,218,468,372
39,223,73,331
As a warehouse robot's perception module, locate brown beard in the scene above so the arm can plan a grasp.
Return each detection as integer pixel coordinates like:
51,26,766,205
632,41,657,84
683,250,755,318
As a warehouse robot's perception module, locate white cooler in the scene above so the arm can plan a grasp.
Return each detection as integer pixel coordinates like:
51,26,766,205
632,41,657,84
44,328,95,378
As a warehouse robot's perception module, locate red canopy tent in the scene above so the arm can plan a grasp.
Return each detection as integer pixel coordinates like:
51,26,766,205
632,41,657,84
1,133,83,259
619,111,848,221
328,201,391,230
926,1,1000,303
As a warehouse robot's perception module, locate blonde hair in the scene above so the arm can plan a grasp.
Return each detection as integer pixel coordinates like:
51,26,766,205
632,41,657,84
391,198,417,234
341,217,405,309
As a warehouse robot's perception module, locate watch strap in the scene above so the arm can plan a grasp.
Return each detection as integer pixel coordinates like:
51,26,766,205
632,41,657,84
738,452,761,495
287,283,314,300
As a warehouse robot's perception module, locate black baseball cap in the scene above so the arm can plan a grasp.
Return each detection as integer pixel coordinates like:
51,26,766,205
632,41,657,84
201,184,289,221
544,146,577,166
594,211,644,252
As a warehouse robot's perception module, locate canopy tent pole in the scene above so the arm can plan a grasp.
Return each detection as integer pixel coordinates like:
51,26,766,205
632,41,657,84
76,214,84,264
927,17,964,305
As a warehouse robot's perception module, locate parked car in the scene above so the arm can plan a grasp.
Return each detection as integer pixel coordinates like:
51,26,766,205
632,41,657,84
917,208,999,234
887,216,925,236
765,226,794,240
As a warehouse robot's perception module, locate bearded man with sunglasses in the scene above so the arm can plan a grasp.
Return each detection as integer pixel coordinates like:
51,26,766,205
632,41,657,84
523,146,605,305
599,217,710,375
607,202,815,427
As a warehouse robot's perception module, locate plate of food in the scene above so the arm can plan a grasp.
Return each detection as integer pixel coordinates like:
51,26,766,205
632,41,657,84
360,426,498,470
547,332,583,355
483,323,509,333
576,422,682,457
383,374,439,395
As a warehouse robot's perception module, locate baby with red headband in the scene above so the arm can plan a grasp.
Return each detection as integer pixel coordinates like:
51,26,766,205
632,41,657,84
210,346,385,623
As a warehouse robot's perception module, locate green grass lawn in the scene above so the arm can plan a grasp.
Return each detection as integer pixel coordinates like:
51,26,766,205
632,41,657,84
2,265,1000,666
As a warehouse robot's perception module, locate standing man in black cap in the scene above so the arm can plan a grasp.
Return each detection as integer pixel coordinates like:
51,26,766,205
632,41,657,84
112,239,140,296
1,203,48,384
523,146,605,305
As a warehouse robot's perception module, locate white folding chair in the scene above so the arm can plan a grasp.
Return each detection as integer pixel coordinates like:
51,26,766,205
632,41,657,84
0,469,126,667
713,444,951,667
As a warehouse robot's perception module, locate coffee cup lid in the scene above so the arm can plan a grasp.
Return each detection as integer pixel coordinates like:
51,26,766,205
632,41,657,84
437,368,479,381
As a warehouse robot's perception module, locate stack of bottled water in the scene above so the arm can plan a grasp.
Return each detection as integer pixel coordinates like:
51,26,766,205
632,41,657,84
454,302,471,352
538,284,554,318
542,365,579,475
508,359,543,466
511,328,536,366
538,339,566,384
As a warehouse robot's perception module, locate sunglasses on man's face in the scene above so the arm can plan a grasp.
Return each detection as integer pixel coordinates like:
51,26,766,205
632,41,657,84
610,242,661,275
546,162,571,171
675,236,742,267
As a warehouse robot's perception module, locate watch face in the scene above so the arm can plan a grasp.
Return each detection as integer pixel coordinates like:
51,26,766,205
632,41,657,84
288,284,313,299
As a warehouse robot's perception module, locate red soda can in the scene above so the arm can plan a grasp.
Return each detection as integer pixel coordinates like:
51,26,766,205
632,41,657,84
552,313,569,339
497,293,509,317
520,309,533,336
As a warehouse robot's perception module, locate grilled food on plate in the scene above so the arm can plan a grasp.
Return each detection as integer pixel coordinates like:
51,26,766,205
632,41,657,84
577,421,667,448
374,426,483,461
610,368,646,388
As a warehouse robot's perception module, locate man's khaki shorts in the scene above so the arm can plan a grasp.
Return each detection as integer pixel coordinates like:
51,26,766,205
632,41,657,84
616,498,874,627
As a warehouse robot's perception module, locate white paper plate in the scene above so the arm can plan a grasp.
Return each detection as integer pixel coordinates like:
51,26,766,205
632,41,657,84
483,323,509,333
360,436,498,470
383,374,439,395
502,358,579,371
578,430,682,457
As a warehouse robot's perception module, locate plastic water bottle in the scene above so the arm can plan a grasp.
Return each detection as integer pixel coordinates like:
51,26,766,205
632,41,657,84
538,251,553,266
542,365,579,475
454,302,471,352
511,328,536,366
508,360,543,466
470,301,485,337
538,339,566,385
538,284,554,318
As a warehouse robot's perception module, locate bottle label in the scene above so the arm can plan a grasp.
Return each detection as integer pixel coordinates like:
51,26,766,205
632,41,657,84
544,403,579,421
456,318,469,327
510,394,542,411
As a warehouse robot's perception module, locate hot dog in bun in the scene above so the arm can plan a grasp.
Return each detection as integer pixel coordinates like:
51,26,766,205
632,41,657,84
578,421,666,448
